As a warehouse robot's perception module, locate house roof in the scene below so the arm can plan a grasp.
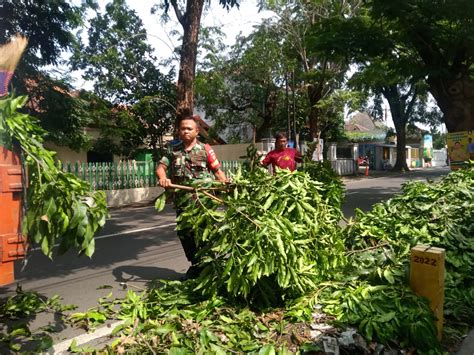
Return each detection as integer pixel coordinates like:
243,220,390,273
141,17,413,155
348,112,376,131
24,77,80,113
344,123,371,132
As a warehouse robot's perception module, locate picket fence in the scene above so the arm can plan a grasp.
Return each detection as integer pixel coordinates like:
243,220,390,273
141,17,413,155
61,160,242,191
331,158,357,176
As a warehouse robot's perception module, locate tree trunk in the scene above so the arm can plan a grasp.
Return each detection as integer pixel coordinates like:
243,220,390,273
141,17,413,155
255,89,278,141
255,115,273,141
307,85,323,139
427,72,474,132
384,86,410,172
175,0,204,124
393,122,409,171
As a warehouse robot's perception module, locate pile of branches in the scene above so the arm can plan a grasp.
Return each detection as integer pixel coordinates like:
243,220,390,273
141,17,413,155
345,165,474,336
1,95,108,257
14,164,468,353
94,164,474,353
186,168,346,306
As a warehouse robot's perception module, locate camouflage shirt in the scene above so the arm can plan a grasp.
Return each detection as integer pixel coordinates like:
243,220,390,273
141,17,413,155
159,141,221,185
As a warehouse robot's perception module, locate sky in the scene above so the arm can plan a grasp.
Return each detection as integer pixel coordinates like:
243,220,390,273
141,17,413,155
128,0,274,58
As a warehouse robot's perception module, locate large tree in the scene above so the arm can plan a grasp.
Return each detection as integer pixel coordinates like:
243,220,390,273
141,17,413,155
157,0,240,123
266,0,361,141
349,57,441,171
312,3,446,170
195,23,288,142
0,0,83,85
331,0,474,132
372,0,474,132
73,0,174,104
195,16,356,145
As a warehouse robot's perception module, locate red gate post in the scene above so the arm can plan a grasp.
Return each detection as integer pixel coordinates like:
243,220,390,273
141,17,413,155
0,146,27,285
0,35,29,285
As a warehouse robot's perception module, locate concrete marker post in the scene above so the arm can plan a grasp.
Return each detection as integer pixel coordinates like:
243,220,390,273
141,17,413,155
409,245,445,340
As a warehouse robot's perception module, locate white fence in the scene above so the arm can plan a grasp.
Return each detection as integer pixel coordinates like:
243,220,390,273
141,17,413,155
432,149,448,167
331,159,357,176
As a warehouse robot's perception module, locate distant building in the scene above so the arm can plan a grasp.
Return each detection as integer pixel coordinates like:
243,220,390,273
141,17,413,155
344,112,387,141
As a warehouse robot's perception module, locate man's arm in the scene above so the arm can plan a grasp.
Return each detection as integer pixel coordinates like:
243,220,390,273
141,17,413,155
260,151,272,167
295,149,303,163
204,144,228,182
156,163,171,187
213,169,227,182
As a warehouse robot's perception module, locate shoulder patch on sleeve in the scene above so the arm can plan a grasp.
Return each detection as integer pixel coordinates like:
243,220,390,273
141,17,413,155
205,144,221,171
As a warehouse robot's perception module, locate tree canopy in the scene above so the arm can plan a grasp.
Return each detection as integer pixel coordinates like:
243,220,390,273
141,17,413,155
0,1,95,149
73,0,174,104
196,23,288,142
72,0,177,157
0,0,83,72
314,0,474,133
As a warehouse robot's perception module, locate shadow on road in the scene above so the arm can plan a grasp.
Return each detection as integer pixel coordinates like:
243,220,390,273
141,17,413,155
112,265,182,283
15,227,180,282
104,206,172,230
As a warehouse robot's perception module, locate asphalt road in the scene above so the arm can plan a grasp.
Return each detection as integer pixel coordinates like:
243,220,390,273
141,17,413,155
341,166,451,217
0,166,451,348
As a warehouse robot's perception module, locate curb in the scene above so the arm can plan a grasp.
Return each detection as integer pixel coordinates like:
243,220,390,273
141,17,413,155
48,320,124,354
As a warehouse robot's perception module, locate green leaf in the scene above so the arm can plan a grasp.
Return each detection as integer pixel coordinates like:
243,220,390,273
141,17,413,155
34,335,53,351
9,326,30,337
377,311,396,323
9,342,21,351
258,344,276,355
219,315,234,323
85,237,95,257
41,237,51,258
44,197,57,217
383,269,395,284
155,193,166,212
87,310,106,323
168,347,192,355
262,194,275,210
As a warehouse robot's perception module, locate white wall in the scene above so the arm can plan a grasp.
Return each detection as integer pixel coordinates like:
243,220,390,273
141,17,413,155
105,186,164,208
44,141,122,163
44,142,87,163
211,143,265,161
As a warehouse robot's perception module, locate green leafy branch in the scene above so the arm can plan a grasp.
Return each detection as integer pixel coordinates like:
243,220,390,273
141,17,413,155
0,289,77,352
0,95,108,257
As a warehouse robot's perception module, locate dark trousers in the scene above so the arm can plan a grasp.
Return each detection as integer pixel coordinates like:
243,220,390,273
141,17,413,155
176,208,199,265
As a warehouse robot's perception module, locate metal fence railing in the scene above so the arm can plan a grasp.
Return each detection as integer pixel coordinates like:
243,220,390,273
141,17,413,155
60,160,243,191
221,160,242,177
60,161,157,191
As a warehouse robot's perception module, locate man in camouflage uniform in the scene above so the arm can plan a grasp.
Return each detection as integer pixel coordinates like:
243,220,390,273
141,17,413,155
156,115,227,279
